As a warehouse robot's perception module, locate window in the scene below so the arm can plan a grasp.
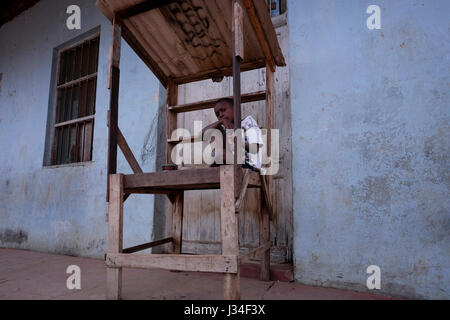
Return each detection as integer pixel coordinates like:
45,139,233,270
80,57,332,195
266,0,287,17
50,34,99,165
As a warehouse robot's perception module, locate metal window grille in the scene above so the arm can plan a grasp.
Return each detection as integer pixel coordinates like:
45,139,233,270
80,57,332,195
51,34,99,165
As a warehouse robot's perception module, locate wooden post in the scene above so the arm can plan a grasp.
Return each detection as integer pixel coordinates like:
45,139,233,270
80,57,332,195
260,200,270,281
171,192,184,254
266,62,274,202
233,0,244,199
165,78,178,165
106,174,124,299
220,165,240,300
107,16,122,201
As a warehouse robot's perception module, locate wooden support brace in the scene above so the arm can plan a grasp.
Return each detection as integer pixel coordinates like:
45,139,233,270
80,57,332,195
106,174,124,299
260,174,274,221
171,192,184,254
233,0,244,61
106,253,238,274
239,242,271,264
232,0,243,200
107,112,143,176
117,127,143,174
260,200,271,281
122,237,173,254
107,17,122,202
265,62,275,202
165,79,178,165
220,165,240,300
235,169,250,213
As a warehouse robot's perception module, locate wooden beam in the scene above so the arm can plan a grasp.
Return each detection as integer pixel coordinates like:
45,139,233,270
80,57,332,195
106,18,121,202
243,0,276,72
106,174,124,299
260,202,271,281
173,59,266,85
165,78,178,164
239,242,270,264
235,169,250,213
124,187,179,195
233,0,244,60
232,0,243,200
116,0,179,20
265,62,275,217
168,91,266,114
220,165,240,300
117,127,143,174
260,174,274,221
122,237,173,254
106,253,238,274
171,192,184,254
123,167,220,190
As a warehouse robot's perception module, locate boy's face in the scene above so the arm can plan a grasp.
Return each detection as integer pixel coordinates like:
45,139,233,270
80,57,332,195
214,101,234,128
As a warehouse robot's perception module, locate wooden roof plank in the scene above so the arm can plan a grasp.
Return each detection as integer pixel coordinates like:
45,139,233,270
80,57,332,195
116,0,178,19
243,0,275,71
96,0,286,86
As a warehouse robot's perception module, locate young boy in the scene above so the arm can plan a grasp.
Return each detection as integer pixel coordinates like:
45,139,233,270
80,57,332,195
202,98,263,172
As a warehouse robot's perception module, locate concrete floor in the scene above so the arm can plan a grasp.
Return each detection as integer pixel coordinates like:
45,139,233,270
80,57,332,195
0,248,400,300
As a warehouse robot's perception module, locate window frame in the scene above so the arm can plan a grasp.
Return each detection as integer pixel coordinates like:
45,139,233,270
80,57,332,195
44,30,100,167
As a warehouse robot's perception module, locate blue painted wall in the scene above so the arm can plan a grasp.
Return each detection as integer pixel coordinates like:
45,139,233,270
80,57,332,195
0,0,448,300
289,0,449,299
0,0,161,258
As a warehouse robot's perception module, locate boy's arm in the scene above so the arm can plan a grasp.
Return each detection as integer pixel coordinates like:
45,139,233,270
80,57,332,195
201,119,223,137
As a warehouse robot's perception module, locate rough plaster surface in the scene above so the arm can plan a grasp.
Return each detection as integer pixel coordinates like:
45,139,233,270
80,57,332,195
289,0,449,299
0,0,160,258
0,0,448,300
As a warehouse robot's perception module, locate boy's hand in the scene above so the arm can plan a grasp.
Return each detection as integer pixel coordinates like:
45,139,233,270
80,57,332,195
202,119,223,136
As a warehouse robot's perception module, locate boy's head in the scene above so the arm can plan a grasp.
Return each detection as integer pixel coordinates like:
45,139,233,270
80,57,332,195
214,98,234,127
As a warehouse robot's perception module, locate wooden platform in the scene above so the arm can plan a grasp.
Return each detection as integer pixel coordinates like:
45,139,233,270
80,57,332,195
106,166,273,300
123,167,261,193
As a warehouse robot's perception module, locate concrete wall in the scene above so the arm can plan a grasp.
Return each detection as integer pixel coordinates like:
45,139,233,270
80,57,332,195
289,0,449,299
1,0,448,300
0,0,161,258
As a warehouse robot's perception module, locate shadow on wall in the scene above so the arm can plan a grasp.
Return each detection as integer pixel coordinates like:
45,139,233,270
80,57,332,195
0,229,28,245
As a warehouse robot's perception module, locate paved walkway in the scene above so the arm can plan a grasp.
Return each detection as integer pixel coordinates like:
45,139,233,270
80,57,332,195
0,248,400,300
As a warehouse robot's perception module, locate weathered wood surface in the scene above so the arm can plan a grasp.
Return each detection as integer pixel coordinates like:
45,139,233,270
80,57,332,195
171,192,184,253
117,127,143,174
239,241,270,264
106,253,238,274
122,237,173,254
106,17,121,202
165,78,178,164
96,0,285,86
220,165,240,300
169,91,266,114
260,201,270,281
106,174,124,299
122,167,260,191
171,16,292,264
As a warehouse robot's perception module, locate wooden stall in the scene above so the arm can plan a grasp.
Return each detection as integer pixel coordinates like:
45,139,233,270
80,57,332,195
96,0,285,300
